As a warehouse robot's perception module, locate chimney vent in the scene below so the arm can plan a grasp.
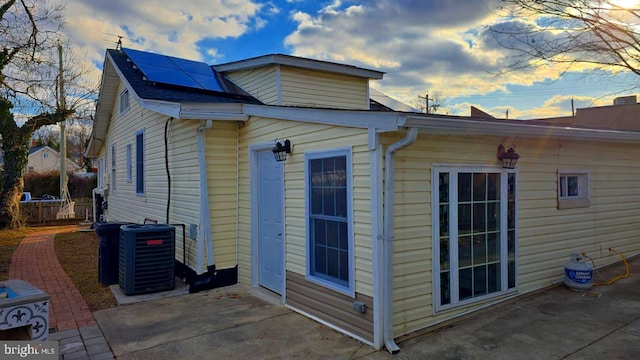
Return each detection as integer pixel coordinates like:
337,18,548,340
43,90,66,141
613,95,637,106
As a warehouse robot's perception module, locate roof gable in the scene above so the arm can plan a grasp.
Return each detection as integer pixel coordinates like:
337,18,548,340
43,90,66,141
28,145,80,169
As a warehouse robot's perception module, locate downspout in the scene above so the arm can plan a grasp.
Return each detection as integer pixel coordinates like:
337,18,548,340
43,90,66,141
196,120,214,274
383,127,418,353
164,117,173,223
235,124,240,265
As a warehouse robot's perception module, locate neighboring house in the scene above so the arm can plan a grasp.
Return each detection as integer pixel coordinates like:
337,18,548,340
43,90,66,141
528,95,640,131
86,48,640,352
27,145,82,174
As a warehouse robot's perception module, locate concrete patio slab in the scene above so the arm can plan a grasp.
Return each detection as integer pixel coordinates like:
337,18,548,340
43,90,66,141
93,257,640,359
95,285,376,359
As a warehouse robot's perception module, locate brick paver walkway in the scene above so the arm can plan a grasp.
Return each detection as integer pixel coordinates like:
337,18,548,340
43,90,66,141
9,229,96,331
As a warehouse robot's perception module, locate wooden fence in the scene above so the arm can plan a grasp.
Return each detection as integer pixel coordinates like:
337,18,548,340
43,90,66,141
20,199,93,224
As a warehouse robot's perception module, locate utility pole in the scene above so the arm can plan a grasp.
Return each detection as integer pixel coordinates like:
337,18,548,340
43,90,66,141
58,44,66,198
56,44,75,220
418,93,430,114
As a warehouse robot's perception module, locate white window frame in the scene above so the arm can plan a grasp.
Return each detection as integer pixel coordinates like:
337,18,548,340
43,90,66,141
432,165,518,313
119,89,130,114
126,144,132,183
96,157,105,188
110,144,116,193
305,148,355,297
558,170,590,209
135,129,145,195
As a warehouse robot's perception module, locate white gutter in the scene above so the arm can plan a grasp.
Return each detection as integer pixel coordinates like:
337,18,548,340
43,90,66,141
383,127,418,353
401,115,640,142
179,110,248,121
196,120,214,274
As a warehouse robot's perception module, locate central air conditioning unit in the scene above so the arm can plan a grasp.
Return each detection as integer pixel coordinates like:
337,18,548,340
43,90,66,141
119,224,176,295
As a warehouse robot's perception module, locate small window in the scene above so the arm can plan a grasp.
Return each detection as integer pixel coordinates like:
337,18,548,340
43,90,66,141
305,148,353,295
43,152,49,159
558,170,590,209
111,144,116,193
126,144,132,183
136,130,144,195
119,89,130,114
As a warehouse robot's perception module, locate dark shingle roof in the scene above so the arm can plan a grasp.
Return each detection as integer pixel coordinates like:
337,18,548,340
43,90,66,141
108,49,261,105
29,146,45,155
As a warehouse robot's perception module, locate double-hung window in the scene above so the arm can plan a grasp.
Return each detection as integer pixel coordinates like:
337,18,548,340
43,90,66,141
135,130,145,195
126,144,132,183
306,149,353,295
433,166,517,311
119,89,130,114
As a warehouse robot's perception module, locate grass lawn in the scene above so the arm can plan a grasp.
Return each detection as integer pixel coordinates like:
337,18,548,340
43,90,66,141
54,231,117,311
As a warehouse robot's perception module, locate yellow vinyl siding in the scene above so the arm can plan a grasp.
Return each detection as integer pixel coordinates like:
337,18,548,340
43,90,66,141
225,67,278,104
517,139,640,293
205,121,239,269
102,80,201,273
224,65,370,109
237,117,374,296
279,67,369,109
384,132,640,337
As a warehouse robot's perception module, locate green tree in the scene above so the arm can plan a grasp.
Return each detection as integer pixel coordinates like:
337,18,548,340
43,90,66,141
0,0,74,228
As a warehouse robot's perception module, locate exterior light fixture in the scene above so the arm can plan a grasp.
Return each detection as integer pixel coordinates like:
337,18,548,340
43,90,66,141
497,144,519,169
272,139,291,162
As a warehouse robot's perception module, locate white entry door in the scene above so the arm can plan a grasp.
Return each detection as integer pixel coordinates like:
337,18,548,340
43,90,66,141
257,150,284,294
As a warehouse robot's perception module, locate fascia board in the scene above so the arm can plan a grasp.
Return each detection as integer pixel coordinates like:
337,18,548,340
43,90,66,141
401,115,640,142
179,110,248,121
242,104,399,131
139,99,181,118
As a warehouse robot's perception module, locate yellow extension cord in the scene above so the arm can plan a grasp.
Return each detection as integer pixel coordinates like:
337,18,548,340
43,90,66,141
586,248,631,286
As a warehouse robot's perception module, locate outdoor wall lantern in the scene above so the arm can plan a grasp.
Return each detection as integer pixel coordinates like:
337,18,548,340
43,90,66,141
272,139,292,162
497,144,520,169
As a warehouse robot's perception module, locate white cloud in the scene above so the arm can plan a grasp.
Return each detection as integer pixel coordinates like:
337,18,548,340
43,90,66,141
283,0,633,117
56,0,266,83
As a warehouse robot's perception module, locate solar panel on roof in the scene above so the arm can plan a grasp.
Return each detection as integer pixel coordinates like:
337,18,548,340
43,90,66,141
170,57,214,76
122,48,224,92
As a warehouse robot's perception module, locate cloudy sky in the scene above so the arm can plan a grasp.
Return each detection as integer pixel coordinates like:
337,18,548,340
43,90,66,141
59,0,639,119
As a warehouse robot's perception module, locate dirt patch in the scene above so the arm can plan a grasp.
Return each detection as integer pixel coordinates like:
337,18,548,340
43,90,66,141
54,230,117,311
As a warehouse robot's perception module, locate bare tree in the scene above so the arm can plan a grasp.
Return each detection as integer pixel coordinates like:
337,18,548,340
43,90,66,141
491,0,640,77
0,0,94,228
415,91,450,114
